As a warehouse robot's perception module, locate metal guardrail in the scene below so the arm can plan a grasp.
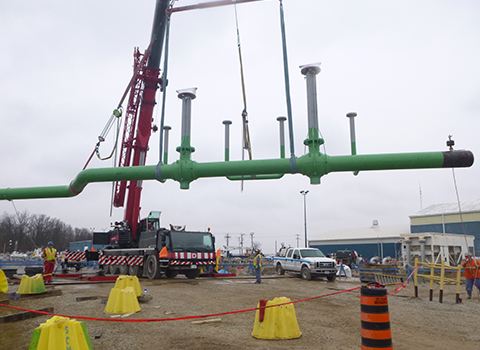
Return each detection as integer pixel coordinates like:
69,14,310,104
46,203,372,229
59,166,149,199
218,262,274,276
0,260,43,267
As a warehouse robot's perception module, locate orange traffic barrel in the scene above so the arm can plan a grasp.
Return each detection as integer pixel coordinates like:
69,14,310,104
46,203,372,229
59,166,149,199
360,283,393,350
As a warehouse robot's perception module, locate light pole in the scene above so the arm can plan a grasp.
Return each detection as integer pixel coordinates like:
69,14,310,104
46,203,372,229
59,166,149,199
300,190,309,247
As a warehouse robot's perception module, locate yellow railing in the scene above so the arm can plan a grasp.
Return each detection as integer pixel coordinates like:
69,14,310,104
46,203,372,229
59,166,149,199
413,257,462,303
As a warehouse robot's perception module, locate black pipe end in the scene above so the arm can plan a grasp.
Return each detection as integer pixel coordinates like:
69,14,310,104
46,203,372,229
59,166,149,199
443,150,474,168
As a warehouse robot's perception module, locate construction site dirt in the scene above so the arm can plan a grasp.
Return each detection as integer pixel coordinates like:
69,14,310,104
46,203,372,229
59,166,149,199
1,274,480,350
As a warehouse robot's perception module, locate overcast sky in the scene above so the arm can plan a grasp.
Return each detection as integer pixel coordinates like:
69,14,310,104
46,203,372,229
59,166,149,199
1,0,479,254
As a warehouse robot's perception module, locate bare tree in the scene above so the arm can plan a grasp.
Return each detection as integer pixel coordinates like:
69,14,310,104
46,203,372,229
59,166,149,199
0,211,92,252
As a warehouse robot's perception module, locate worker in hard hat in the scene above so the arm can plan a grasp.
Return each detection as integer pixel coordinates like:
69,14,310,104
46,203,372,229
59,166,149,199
253,249,262,284
41,241,57,284
461,253,480,299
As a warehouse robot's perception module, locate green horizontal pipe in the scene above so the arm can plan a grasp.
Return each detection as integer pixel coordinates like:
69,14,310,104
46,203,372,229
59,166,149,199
0,150,473,200
0,185,75,200
326,152,446,173
69,166,156,193
0,166,156,201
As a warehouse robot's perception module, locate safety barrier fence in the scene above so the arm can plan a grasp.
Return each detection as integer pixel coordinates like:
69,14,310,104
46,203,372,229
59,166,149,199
219,262,274,276
413,257,462,303
0,261,43,267
0,286,365,323
373,273,404,286
0,283,407,324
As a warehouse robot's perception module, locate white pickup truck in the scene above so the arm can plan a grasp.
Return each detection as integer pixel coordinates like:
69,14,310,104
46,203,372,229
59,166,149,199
274,247,337,281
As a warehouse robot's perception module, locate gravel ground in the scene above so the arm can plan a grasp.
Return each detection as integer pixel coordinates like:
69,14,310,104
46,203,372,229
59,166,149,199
1,273,480,350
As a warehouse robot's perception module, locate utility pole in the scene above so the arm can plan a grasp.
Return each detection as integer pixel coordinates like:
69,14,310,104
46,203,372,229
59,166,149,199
240,233,245,255
225,233,230,246
296,234,300,247
250,232,255,249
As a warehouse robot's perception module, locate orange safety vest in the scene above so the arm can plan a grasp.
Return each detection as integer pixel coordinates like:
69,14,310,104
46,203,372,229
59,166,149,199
43,247,57,261
462,258,480,279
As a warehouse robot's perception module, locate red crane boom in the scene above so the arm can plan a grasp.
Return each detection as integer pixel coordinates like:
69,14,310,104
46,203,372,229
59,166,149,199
113,0,170,240
113,48,148,209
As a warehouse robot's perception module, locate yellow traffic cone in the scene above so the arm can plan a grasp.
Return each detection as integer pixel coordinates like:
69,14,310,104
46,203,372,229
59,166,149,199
0,269,8,293
252,297,302,340
29,316,92,350
104,286,141,314
17,274,46,294
114,275,142,297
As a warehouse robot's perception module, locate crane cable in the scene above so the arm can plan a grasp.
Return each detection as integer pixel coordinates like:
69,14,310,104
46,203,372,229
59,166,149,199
234,4,252,192
235,4,252,162
448,136,469,250
158,3,175,165
95,108,123,162
448,136,479,296
452,168,468,247
82,37,156,171
452,165,480,296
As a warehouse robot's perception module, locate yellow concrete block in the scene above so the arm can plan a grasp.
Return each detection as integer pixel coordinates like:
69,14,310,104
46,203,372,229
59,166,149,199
252,297,302,340
17,274,46,294
114,275,142,297
29,316,92,350
104,286,141,314
0,269,8,293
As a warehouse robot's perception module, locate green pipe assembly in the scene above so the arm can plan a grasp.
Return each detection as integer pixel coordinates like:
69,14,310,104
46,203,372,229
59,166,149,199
0,63,474,201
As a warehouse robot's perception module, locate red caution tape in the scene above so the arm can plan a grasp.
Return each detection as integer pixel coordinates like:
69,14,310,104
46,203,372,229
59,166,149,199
0,286,362,323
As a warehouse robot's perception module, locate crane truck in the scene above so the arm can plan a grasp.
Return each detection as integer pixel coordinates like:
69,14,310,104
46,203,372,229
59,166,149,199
70,0,217,279
94,212,216,279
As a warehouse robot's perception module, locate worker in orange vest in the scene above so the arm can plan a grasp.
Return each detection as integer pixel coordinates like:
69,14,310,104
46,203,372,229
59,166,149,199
41,241,57,284
461,253,480,299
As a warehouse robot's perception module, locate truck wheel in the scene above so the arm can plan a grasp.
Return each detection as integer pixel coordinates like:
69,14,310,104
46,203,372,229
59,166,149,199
184,269,200,279
301,266,312,280
146,255,162,279
276,263,285,275
109,265,118,275
165,269,178,279
119,265,128,275
100,265,109,275
129,265,143,278
327,275,336,282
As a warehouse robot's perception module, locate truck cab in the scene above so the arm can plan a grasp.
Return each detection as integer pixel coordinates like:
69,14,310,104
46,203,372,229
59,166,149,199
138,226,216,279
